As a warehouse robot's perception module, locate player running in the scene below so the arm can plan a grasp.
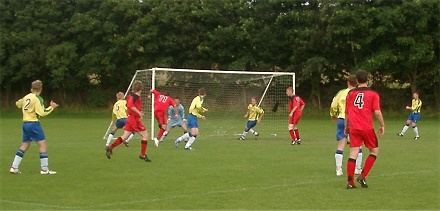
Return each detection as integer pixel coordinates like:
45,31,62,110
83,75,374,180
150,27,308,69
106,80,152,162
238,97,264,141
149,89,178,147
175,88,208,150
105,92,134,148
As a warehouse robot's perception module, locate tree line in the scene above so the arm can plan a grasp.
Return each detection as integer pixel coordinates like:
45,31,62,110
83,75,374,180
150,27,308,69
1,0,438,110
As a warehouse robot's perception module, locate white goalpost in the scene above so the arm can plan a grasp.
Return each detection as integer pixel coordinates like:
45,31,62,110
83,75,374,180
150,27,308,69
103,68,295,141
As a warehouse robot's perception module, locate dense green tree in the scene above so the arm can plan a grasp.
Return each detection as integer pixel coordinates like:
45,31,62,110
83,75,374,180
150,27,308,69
1,0,438,109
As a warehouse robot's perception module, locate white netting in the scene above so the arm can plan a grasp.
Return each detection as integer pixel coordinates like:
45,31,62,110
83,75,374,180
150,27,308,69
103,68,295,140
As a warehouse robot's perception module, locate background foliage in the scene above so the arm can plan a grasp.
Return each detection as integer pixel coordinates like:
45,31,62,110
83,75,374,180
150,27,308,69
1,0,439,109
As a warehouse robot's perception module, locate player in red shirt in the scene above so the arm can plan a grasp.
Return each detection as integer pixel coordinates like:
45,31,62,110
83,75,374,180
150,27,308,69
345,70,385,189
106,80,151,162
286,87,305,145
150,89,178,147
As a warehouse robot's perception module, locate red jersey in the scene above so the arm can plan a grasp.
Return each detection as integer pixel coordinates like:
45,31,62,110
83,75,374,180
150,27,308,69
126,92,142,118
345,87,381,130
289,95,305,114
151,90,175,112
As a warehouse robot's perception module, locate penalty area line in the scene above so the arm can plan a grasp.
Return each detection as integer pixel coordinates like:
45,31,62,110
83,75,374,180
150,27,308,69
1,169,437,209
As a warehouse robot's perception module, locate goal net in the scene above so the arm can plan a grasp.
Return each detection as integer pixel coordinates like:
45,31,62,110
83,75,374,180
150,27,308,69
103,68,295,141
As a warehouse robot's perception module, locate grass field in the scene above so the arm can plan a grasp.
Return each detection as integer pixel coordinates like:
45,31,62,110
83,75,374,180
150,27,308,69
0,110,439,210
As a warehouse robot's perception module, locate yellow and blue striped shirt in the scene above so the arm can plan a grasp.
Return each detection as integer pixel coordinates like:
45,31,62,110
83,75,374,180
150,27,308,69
247,104,264,121
329,88,350,119
16,93,54,122
189,96,206,118
411,99,422,113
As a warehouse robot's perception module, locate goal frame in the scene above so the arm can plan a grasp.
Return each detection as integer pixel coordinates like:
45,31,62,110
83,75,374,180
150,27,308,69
148,67,295,140
103,68,296,140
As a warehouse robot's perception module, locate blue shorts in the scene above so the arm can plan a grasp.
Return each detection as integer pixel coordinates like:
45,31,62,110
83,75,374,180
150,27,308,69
115,118,127,128
246,120,257,130
186,114,198,129
336,118,347,141
167,119,184,129
407,112,421,123
22,122,45,142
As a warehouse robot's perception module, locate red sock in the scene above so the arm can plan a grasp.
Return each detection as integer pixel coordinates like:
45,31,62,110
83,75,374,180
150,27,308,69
347,158,356,186
157,129,164,138
110,137,123,150
294,129,300,140
289,130,296,141
141,140,148,156
361,154,377,179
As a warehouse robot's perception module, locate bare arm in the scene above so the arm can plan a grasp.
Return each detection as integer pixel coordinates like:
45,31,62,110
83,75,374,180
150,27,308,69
289,106,298,116
374,110,385,136
244,110,249,118
130,106,144,118
344,114,349,135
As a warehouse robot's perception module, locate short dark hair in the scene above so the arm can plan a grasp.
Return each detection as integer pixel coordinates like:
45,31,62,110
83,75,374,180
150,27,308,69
198,88,206,95
355,70,368,84
347,75,357,87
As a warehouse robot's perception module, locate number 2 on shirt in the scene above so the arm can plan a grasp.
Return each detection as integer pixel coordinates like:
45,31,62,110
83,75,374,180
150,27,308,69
354,93,364,109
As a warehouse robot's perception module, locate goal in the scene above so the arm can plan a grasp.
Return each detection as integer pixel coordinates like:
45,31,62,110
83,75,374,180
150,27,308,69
103,68,295,141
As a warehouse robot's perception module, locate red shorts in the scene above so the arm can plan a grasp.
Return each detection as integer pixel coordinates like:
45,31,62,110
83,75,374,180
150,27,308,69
288,113,302,125
349,128,378,149
154,110,167,126
124,116,146,132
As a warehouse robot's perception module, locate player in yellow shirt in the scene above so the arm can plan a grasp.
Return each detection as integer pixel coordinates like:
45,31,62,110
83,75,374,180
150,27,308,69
398,92,422,140
105,92,134,149
10,80,58,175
329,75,362,176
238,97,264,140
174,88,208,150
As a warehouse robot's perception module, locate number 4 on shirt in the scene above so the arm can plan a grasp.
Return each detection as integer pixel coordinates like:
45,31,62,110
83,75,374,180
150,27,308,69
354,93,364,109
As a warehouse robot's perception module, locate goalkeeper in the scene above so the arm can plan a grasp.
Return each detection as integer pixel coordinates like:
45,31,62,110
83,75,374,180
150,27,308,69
158,97,188,143
238,97,264,140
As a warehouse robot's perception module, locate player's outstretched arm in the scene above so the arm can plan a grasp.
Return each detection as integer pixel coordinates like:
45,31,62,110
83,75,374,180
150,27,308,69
243,110,249,118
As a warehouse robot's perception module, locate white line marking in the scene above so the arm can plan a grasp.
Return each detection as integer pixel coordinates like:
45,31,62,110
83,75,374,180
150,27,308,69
1,169,437,209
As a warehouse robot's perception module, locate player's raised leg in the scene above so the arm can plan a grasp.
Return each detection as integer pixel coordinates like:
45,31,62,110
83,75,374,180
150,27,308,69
175,132,190,147
107,130,131,159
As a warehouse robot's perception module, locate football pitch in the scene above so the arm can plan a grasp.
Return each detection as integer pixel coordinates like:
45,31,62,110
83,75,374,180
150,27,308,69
0,112,439,210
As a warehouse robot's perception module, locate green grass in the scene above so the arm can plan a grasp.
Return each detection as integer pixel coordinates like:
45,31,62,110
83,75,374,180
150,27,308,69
0,112,439,210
